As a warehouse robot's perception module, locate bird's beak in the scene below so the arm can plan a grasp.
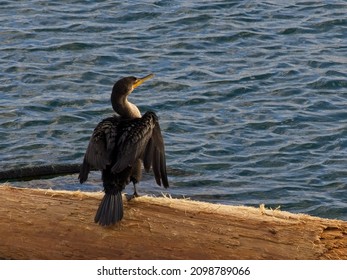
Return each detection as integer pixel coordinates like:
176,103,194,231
133,73,155,89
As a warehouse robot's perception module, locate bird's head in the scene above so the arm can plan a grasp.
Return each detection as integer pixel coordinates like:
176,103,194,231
111,73,154,117
112,73,155,98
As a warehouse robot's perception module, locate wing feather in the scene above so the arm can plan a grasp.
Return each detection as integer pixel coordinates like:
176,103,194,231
143,112,169,188
143,138,153,172
111,113,155,173
79,116,120,183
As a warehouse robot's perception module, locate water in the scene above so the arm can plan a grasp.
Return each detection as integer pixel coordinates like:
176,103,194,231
1,0,346,220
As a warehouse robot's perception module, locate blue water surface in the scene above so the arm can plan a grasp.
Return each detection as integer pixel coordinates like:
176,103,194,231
1,1,346,220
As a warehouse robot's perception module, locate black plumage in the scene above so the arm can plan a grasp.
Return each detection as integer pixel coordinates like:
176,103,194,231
79,74,169,226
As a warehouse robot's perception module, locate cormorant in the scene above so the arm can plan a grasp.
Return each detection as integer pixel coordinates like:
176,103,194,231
79,74,169,226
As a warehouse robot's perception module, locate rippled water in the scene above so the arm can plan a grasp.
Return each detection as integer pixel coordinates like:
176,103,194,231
1,1,346,220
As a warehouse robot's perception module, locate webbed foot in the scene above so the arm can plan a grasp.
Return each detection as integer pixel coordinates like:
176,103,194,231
126,183,140,201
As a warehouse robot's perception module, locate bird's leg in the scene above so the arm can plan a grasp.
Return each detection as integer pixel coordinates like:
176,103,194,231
132,182,139,198
127,160,142,201
126,179,140,201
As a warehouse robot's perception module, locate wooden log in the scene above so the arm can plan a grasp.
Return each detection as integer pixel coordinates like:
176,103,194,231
0,184,346,260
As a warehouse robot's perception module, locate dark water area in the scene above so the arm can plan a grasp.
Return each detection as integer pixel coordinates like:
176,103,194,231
1,1,347,220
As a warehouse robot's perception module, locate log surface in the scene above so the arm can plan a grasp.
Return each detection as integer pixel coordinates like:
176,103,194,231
0,184,346,260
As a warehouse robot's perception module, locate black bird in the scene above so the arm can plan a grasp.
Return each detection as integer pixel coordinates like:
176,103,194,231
79,74,169,226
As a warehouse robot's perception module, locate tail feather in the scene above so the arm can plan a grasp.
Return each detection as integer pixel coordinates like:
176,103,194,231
94,192,123,226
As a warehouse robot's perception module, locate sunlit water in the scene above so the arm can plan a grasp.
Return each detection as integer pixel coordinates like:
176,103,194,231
1,1,346,220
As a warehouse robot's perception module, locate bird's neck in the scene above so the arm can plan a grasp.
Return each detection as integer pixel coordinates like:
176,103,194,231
112,96,141,119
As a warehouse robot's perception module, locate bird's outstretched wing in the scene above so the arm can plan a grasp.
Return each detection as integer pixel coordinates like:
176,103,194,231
79,116,120,183
143,117,169,188
111,111,169,188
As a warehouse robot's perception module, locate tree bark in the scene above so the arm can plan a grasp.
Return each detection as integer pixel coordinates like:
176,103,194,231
0,184,346,259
